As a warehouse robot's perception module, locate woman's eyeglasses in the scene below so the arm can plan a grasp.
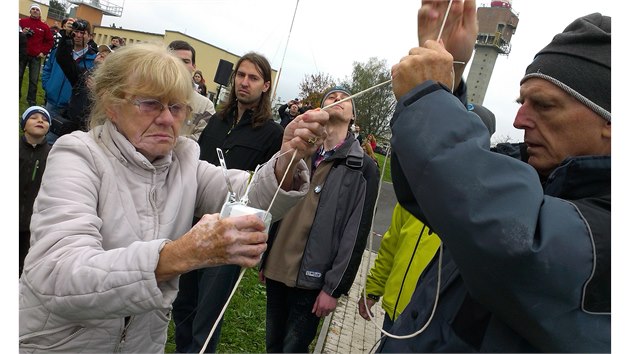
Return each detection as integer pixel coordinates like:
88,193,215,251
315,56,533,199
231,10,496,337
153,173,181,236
129,98,190,119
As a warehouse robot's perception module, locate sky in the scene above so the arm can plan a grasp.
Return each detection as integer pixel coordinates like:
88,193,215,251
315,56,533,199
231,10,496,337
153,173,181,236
93,0,616,143
7,1,624,351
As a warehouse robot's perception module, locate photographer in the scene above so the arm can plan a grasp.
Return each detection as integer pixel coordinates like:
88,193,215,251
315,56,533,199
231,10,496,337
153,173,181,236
42,18,97,144
19,4,54,107
278,98,299,128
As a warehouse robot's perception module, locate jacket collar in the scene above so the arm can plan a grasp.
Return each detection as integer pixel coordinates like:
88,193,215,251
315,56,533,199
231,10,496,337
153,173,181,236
96,120,172,173
544,155,611,199
20,135,48,148
328,132,363,161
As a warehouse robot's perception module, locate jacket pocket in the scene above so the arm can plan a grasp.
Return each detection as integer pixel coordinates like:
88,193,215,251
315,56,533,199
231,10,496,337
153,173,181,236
148,309,171,345
20,324,87,351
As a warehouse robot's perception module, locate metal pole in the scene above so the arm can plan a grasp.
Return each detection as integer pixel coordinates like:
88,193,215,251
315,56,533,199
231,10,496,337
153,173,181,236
270,0,300,103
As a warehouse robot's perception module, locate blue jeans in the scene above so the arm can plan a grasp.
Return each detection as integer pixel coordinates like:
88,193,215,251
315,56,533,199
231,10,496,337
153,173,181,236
172,264,241,353
265,279,322,353
19,55,41,105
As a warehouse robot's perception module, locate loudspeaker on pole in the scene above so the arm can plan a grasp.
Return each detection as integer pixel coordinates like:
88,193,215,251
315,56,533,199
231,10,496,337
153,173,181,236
214,59,233,86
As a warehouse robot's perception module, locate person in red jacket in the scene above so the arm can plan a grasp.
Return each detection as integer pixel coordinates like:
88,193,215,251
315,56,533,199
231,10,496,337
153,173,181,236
19,4,53,106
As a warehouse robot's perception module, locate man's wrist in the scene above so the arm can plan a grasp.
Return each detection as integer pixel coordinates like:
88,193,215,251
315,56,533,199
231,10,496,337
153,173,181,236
367,293,380,301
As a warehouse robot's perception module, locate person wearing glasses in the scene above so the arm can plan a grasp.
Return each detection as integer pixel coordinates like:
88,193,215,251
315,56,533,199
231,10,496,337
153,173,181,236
41,18,97,144
18,43,329,353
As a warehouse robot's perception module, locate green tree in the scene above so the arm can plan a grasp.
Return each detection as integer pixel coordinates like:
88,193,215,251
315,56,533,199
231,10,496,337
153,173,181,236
341,57,395,140
298,72,336,108
48,0,70,20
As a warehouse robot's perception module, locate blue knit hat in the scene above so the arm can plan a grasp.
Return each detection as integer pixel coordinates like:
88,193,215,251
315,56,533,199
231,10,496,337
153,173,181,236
321,86,356,118
21,106,51,130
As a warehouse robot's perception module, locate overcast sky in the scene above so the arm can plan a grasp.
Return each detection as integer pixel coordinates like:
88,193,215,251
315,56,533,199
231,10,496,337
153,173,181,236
97,0,616,142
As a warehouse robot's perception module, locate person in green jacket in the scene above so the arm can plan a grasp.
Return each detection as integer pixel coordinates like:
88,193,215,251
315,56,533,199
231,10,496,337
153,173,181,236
358,203,441,331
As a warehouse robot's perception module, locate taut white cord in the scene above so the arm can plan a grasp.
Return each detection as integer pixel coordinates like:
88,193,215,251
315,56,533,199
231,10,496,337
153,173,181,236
361,242,443,340
198,149,298,354
358,145,445,340
265,149,298,218
437,0,455,41
321,0,461,113
199,267,246,353
359,0,454,343
321,79,392,111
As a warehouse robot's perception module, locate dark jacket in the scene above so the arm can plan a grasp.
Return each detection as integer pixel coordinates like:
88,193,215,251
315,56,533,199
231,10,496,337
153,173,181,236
196,83,207,97
379,81,610,353
197,108,283,171
278,103,297,128
19,137,52,232
262,135,380,297
19,30,28,62
42,45,96,109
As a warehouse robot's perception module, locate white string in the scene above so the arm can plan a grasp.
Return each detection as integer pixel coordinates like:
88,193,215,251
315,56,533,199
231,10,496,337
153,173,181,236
357,145,445,340
359,0,454,343
199,267,246,353
198,1,459,349
320,0,460,113
265,149,298,217
321,79,392,111
361,242,443,340
437,0,455,41
198,148,298,354
271,0,300,102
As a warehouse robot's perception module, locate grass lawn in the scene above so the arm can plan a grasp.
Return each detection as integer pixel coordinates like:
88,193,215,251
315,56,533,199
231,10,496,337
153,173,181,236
164,268,268,353
164,268,323,353
19,66,47,118
375,152,392,183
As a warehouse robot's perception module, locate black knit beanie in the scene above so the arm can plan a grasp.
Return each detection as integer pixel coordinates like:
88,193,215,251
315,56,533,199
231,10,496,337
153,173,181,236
521,13,611,121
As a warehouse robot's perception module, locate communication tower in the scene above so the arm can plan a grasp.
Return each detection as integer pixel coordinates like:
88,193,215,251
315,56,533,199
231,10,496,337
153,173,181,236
466,0,519,104
48,0,124,26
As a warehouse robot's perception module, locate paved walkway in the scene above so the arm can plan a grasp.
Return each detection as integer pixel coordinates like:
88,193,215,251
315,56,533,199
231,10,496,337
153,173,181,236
313,181,397,353
313,249,387,354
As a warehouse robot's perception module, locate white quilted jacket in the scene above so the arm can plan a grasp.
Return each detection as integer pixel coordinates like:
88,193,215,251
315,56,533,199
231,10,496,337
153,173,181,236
19,121,308,353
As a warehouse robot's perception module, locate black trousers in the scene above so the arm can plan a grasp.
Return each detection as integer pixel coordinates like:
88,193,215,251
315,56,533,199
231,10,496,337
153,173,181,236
19,55,41,105
265,279,322,353
172,264,241,353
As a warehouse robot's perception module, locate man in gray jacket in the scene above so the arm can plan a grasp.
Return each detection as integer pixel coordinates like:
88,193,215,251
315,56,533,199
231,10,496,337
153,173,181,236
379,1,610,352
259,86,380,353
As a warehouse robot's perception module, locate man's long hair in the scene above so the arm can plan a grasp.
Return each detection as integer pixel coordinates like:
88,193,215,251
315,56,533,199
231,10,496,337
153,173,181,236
221,52,273,128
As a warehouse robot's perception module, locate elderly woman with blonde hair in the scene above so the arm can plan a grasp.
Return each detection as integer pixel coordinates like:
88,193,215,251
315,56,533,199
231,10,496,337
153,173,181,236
19,43,328,353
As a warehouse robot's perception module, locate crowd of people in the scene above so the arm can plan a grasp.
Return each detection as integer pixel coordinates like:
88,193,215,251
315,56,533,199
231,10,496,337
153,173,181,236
18,0,610,353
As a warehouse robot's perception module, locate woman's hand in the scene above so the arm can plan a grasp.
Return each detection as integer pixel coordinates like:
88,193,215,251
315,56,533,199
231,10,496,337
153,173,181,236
155,213,268,282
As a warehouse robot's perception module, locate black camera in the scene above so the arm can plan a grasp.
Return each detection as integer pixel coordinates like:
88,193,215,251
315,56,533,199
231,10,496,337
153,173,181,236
71,20,88,32
24,28,34,37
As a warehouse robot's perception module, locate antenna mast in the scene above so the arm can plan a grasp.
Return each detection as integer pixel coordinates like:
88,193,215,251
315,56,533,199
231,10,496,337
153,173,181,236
271,0,300,102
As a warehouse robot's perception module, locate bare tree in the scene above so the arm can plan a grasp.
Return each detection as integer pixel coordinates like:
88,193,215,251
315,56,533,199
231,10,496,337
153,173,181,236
491,134,516,147
298,72,336,108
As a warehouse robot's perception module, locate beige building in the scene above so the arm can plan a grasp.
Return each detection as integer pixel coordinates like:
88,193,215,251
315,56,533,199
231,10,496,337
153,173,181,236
18,0,278,103
92,27,277,103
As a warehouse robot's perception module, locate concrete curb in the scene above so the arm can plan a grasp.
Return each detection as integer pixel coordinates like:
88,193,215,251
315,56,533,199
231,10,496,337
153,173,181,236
313,311,333,353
